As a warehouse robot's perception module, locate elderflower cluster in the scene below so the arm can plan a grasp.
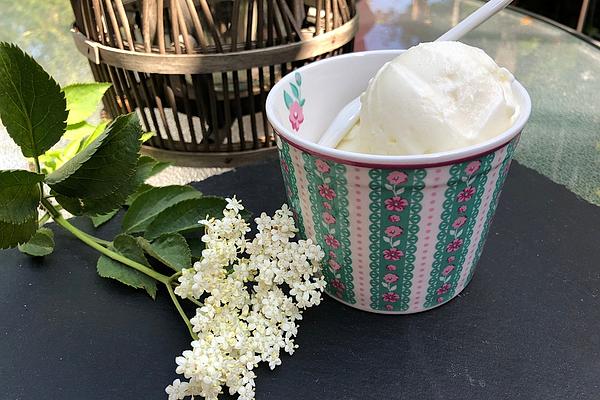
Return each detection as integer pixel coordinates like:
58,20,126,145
166,198,325,400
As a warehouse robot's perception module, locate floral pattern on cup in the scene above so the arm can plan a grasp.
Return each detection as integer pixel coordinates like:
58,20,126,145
427,155,493,307
370,168,426,311
283,72,306,132
301,154,355,304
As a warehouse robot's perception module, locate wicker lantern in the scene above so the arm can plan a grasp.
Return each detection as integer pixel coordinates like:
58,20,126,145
69,0,357,166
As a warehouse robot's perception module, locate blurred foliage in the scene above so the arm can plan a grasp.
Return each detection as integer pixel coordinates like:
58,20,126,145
0,0,92,85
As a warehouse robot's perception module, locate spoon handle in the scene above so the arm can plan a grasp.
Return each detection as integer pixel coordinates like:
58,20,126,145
436,0,513,42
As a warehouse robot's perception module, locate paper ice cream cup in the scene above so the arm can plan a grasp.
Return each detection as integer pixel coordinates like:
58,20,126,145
265,50,531,314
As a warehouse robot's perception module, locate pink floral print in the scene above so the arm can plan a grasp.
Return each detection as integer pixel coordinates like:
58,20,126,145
452,216,467,229
458,205,467,213
465,161,481,175
383,292,399,303
322,202,332,210
386,265,397,271
384,196,408,212
387,171,408,185
318,184,336,200
383,248,404,261
447,256,456,263
384,274,399,283
446,238,463,253
388,215,401,222
322,212,336,225
442,265,455,276
329,251,336,259
385,226,403,238
437,283,451,295
324,234,340,249
289,101,304,131
457,187,476,202
331,279,345,291
315,159,330,174
329,259,341,271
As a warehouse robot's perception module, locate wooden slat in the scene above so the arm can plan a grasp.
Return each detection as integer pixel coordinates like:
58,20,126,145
170,0,181,54
149,75,177,149
184,0,209,51
191,75,212,151
197,0,223,52
178,75,199,150
174,0,193,54
316,0,323,35
114,0,136,51
325,0,332,32
157,0,166,53
104,0,125,48
163,79,188,151
276,0,303,39
71,16,359,73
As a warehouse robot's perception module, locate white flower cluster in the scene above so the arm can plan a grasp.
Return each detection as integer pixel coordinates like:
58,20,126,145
166,198,325,400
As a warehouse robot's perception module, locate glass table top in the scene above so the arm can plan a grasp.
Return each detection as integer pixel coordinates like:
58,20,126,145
0,0,598,205
356,0,600,206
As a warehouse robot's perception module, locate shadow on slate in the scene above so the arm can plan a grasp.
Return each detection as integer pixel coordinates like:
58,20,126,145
1,160,599,400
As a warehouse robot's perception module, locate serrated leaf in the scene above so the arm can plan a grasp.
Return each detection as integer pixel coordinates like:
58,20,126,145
96,234,157,298
0,170,43,223
0,216,37,249
137,233,191,272
290,82,300,99
18,227,54,256
53,154,151,216
122,185,203,234
63,82,111,125
186,237,204,260
90,209,119,228
144,197,227,240
46,113,142,200
283,91,293,109
0,43,67,157
64,121,97,141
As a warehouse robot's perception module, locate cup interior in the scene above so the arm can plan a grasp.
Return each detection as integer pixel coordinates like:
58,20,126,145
266,50,532,167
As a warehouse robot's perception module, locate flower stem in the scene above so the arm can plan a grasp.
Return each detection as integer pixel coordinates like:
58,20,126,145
38,212,51,226
40,198,169,285
166,282,198,340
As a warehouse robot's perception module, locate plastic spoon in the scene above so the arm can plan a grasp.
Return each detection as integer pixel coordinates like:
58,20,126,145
317,0,514,148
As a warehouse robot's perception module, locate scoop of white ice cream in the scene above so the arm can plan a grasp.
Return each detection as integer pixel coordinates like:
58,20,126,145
336,41,520,155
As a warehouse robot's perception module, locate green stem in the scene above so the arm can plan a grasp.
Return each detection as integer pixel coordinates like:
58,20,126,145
166,283,198,340
80,231,111,247
38,212,51,226
41,198,169,285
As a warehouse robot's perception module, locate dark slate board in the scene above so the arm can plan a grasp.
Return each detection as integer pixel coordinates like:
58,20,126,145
1,160,599,400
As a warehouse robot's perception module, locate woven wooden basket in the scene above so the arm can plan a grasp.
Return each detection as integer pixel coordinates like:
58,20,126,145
69,0,357,166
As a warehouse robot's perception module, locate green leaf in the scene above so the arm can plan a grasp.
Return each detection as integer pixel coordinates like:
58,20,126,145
0,216,37,249
137,233,191,272
82,120,108,148
46,113,142,199
144,197,227,240
64,121,97,141
122,185,203,234
63,82,111,125
295,72,302,86
125,184,153,207
283,91,293,109
299,98,306,107
186,237,204,260
90,209,119,228
96,234,157,299
53,154,152,216
0,170,43,223
290,82,300,99
0,43,67,157
18,227,54,256
140,131,155,143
